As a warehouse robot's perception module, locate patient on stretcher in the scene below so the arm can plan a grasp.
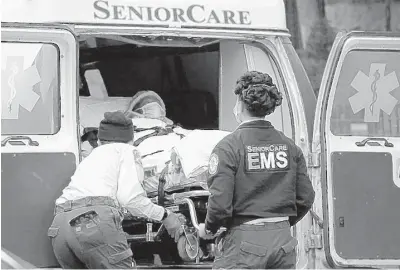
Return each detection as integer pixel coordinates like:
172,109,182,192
79,90,229,195
126,91,229,194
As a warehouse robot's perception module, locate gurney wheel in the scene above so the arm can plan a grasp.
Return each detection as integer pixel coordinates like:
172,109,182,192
177,234,199,262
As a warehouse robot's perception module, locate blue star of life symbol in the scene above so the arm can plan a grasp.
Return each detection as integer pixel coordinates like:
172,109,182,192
348,63,399,122
1,56,41,120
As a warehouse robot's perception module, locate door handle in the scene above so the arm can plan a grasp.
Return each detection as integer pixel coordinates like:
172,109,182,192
355,137,393,147
1,136,39,147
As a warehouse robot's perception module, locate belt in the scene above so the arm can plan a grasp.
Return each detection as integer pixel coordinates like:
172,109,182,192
54,196,120,215
244,217,289,225
232,216,289,227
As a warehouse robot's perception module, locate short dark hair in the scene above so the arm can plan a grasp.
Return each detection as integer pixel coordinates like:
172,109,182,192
234,71,283,117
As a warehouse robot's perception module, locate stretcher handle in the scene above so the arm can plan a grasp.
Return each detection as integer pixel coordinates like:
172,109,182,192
178,198,226,237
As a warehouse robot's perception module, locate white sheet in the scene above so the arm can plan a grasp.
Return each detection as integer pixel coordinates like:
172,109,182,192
172,130,230,178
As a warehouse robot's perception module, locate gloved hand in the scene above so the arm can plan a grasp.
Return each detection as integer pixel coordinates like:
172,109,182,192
198,223,215,240
162,212,185,242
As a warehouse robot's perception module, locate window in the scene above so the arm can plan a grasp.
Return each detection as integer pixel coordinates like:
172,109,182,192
1,43,60,135
330,50,400,137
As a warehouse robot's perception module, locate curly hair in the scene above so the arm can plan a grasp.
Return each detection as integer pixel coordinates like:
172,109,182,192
234,71,283,117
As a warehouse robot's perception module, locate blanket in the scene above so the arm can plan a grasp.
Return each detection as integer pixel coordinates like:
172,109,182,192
140,129,230,193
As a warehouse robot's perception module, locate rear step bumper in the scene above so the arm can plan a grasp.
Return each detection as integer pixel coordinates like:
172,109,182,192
46,264,212,269
138,263,212,269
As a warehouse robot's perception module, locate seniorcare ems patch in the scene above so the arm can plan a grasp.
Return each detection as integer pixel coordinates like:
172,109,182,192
245,144,289,172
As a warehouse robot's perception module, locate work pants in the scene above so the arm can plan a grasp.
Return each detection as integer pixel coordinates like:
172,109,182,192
47,196,134,269
213,221,297,269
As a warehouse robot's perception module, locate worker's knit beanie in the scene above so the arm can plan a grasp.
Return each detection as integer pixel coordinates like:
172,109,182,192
98,111,134,143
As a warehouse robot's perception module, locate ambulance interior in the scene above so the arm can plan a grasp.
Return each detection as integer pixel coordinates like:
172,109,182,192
78,34,294,192
77,35,294,263
76,34,295,200
78,35,293,137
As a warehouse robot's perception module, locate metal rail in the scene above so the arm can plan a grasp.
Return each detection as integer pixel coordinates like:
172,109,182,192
174,197,226,235
171,190,210,202
126,195,225,243
126,223,165,243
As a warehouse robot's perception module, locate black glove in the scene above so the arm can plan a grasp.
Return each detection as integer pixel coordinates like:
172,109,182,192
162,211,185,242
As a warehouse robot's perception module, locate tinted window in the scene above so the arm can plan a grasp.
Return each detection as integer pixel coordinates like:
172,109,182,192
330,50,400,137
1,43,60,135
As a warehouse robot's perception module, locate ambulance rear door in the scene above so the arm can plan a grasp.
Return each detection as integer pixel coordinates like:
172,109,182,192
1,23,79,267
312,31,400,268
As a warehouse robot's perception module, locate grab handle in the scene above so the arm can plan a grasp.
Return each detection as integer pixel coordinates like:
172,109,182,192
1,136,39,147
355,137,393,147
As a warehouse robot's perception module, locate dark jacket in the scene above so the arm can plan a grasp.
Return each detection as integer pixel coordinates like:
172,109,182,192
205,120,315,233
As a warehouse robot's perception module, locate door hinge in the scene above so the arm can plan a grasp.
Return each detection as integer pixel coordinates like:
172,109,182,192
309,209,324,229
308,152,321,168
305,231,323,251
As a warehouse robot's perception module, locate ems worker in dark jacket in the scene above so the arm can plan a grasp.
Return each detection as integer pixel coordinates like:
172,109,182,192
198,71,315,269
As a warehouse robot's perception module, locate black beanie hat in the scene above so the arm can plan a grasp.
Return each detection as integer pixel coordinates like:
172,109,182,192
98,111,134,143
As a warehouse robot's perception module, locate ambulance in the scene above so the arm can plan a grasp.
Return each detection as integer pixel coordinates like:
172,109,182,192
1,0,400,268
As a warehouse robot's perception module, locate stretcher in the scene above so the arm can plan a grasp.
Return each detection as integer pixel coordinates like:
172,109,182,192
122,166,226,265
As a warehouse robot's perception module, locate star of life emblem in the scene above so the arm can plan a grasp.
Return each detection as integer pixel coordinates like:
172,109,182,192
1,55,41,120
348,63,399,122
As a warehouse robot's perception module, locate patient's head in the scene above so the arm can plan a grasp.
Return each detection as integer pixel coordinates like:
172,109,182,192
129,91,166,118
127,90,173,125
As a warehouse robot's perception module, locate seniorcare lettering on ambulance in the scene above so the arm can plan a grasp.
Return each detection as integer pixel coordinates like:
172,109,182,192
2,0,400,269
93,0,252,26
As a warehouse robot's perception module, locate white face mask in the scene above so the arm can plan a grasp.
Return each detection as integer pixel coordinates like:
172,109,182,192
136,102,166,119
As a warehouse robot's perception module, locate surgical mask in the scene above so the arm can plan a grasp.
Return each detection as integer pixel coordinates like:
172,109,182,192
135,102,166,119
233,99,242,124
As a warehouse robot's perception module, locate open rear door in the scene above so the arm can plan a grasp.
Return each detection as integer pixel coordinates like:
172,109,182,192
1,24,79,267
313,31,400,268
219,40,293,137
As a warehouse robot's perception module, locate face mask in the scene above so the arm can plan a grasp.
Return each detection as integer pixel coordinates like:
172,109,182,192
136,102,166,119
233,99,242,124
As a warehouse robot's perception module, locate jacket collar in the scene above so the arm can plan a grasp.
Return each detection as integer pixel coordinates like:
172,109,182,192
236,119,274,130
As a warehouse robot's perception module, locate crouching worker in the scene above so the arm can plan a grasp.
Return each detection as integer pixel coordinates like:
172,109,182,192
47,111,183,269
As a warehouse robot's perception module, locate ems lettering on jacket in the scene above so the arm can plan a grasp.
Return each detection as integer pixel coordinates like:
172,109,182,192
245,144,289,171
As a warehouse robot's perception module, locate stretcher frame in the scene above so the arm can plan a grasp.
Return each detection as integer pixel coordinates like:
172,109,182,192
123,179,225,264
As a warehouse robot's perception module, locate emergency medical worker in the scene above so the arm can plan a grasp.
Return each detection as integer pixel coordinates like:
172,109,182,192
47,111,183,269
198,71,315,269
